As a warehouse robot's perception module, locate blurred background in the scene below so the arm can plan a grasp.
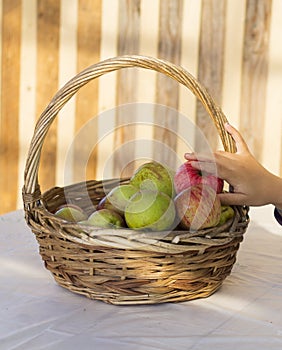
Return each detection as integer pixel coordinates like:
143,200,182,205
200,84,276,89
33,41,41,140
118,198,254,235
1,0,282,215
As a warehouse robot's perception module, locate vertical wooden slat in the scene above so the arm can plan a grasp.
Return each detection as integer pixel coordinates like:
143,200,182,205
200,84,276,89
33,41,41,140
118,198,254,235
240,0,272,161
196,0,227,151
0,0,21,214
221,0,246,129
17,0,37,207
134,0,160,165
113,0,141,177
262,0,282,176
0,1,2,114
96,0,119,179
74,0,102,182
56,0,78,187
178,0,202,158
36,0,60,191
179,0,201,122
154,0,183,169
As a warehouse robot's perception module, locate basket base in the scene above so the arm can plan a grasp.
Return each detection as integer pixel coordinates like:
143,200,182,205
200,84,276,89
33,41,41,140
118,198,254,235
52,273,225,305
36,233,241,305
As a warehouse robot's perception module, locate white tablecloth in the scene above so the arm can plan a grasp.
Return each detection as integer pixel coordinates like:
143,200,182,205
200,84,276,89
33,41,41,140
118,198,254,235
1,206,282,350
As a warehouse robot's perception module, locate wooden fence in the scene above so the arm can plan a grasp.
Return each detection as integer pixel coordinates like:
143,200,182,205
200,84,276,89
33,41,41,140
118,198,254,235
1,0,282,214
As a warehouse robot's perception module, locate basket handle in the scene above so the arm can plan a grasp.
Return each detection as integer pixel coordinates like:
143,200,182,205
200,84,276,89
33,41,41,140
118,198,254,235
22,55,235,208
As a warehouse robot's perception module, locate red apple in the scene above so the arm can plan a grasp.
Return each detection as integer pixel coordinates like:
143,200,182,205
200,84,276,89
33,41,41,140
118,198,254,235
174,161,223,194
174,184,221,230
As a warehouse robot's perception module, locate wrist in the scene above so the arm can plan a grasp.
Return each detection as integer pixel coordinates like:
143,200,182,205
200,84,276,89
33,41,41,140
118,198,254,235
269,175,282,210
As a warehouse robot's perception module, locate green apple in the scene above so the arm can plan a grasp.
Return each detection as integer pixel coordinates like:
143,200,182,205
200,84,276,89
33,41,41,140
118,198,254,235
83,209,125,228
124,190,176,231
218,205,235,226
54,204,87,222
97,184,138,215
130,161,175,198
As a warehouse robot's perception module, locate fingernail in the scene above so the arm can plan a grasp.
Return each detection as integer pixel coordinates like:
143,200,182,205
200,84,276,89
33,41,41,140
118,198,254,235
224,122,232,131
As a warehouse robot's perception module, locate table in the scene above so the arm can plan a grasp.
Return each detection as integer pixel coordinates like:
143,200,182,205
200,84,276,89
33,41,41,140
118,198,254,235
1,206,282,350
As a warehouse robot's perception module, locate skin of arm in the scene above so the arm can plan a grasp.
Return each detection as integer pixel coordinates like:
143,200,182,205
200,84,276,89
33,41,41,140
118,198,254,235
185,123,282,210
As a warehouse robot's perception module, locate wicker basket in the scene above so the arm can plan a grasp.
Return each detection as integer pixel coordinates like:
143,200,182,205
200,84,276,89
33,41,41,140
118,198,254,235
23,55,249,305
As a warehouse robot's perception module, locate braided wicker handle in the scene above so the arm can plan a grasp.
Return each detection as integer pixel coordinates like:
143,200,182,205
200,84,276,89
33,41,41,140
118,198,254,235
23,55,235,207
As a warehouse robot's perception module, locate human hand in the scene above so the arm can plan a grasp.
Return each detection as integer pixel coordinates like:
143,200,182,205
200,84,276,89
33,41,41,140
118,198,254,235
185,123,282,209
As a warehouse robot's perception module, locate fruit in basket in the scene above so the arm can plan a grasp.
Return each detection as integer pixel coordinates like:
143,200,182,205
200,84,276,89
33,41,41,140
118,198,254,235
54,204,87,222
130,161,175,198
174,184,221,230
97,184,138,215
124,190,176,231
218,205,235,226
174,161,223,194
82,209,125,228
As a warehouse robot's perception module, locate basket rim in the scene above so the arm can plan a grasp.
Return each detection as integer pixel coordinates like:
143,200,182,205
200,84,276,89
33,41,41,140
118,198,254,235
25,177,250,254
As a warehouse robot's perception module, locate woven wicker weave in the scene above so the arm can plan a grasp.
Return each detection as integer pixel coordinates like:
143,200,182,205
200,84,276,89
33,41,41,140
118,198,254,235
23,55,249,305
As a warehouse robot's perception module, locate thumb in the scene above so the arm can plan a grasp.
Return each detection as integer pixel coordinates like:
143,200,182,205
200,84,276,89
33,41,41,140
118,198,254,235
218,192,247,206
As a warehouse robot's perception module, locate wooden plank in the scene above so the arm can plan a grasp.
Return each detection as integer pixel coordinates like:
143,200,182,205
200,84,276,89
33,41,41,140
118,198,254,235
240,0,272,162
154,0,183,169
36,0,60,191
262,0,282,176
0,0,21,214
133,0,160,167
179,0,202,123
0,1,2,116
96,0,119,179
56,0,78,187
221,0,246,129
74,0,102,183
196,0,227,152
113,0,141,178
177,0,202,159
17,0,37,208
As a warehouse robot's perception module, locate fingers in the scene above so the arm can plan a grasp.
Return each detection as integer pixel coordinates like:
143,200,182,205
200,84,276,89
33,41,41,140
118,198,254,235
189,160,219,176
224,123,249,154
184,152,213,162
184,152,197,161
184,152,224,178
185,151,235,179
184,124,251,187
